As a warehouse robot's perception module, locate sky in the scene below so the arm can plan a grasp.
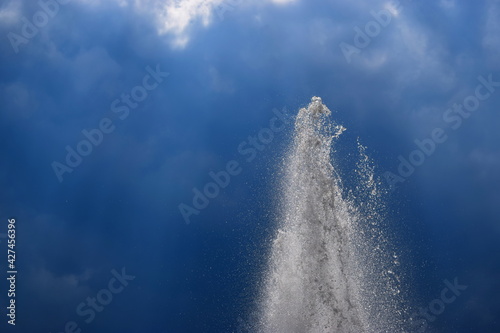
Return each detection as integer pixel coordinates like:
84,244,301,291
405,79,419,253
0,0,499,332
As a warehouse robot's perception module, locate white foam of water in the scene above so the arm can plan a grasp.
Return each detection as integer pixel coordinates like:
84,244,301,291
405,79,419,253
257,97,409,333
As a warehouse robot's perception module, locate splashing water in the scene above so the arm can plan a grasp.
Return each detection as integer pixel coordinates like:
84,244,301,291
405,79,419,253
256,97,408,333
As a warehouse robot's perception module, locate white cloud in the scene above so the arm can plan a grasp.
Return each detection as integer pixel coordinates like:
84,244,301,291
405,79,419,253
154,0,222,48
482,1,500,69
28,266,93,303
439,0,456,9
129,0,298,48
71,47,122,93
0,0,21,25
270,0,296,4
208,66,235,93
69,0,297,48
1,82,39,120
384,0,401,17
390,13,456,91
308,18,341,47
359,50,389,70
468,149,500,183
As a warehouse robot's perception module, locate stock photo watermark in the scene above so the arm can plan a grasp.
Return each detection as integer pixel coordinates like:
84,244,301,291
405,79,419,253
7,0,71,54
384,74,500,190
340,0,403,64
178,107,292,224
51,64,169,183
215,0,243,20
410,277,467,332
50,267,135,333
3,218,17,326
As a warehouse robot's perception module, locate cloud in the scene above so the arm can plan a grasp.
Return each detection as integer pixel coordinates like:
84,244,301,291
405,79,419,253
439,0,456,9
28,266,93,304
135,0,298,48
385,8,457,93
154,0,220,47
1,82,38,119
70,47,122,93
208,65,235,93
482,1,500,69
270,0,297,4
469,149,500,181
0,0,21,25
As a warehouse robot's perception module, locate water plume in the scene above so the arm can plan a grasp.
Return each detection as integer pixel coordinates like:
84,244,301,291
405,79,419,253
257,97,408,333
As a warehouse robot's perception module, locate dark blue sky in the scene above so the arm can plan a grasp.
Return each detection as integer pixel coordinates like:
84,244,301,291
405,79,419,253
0,0,499,332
